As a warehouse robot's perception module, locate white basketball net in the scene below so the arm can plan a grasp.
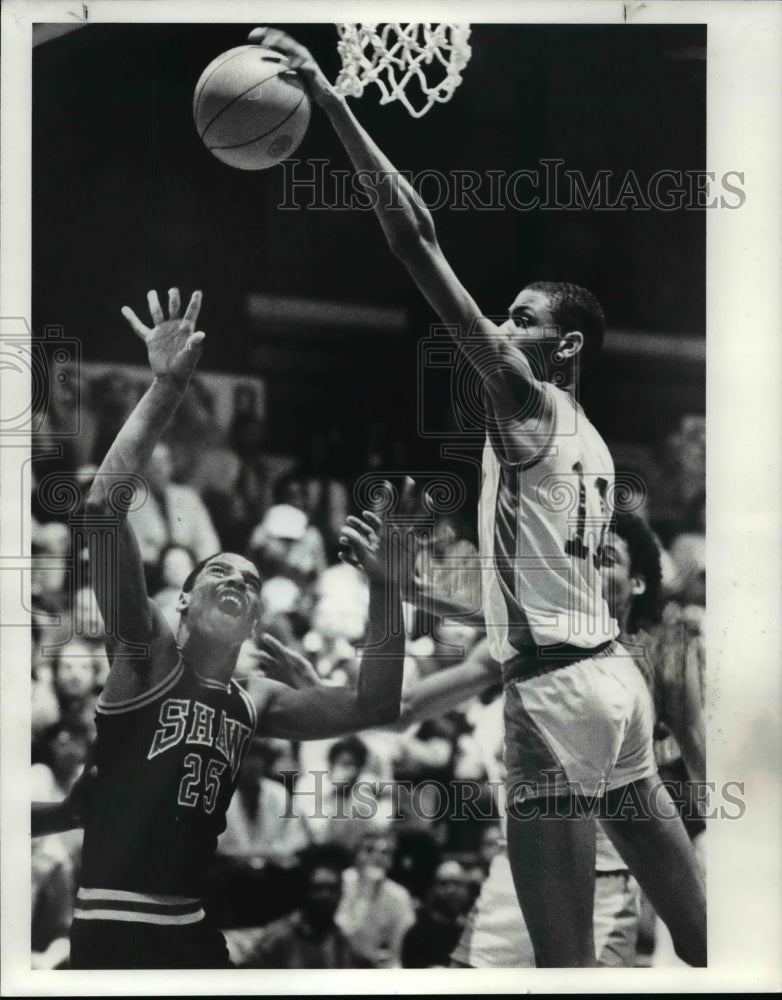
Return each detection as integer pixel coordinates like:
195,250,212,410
334,23,472,118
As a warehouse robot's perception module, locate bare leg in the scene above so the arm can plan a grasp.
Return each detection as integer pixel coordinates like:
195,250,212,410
506,797,597,967
601,776,706,967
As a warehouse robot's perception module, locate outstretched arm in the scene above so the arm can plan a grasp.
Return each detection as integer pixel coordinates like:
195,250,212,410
394,638,499,730
248,490,410,740
249,29,551,461
85,289,205,701
248,30,524,379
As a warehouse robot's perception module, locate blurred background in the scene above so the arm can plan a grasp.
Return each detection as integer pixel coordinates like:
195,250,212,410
29,22,706,970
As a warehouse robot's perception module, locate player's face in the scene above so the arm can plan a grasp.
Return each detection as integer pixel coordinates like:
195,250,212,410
182,554,262,644
501,289,560,375
601,533,641,630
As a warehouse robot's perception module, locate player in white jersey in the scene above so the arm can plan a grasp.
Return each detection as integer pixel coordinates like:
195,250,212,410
250,26,705,968
400,514,674,967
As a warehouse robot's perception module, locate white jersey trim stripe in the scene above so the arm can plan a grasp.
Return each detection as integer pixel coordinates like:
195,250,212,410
234,680,257,732
73,907,205,926
77,888,199,905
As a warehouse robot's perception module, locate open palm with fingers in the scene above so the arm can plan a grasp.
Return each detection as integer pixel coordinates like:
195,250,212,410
121,288,206,385
338,476,417,584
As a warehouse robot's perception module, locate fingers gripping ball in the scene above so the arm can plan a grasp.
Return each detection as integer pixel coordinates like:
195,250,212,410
193,46,311,170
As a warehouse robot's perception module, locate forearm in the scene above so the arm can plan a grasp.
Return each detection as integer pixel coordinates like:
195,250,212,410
354,579,405,725
31,801,79,837
395,642,499,729
87,376,187,510
321,94,435,255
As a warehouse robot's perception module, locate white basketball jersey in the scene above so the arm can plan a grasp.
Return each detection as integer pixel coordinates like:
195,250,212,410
479,383,618,664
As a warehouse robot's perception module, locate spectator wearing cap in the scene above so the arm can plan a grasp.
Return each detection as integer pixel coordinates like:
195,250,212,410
248,503,327,585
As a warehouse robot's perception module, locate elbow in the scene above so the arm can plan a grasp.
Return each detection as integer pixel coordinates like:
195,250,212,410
388,219,437,262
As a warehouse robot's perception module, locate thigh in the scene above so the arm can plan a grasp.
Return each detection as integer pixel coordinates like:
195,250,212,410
601,776,706,967
506,807,598,967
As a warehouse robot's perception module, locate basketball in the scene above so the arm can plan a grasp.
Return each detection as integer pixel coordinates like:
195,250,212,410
193,45,311,170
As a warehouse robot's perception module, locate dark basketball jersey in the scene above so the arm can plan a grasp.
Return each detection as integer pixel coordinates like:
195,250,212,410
75,658,256,927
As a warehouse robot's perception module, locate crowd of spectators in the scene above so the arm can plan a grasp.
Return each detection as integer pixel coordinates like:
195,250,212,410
29,366,706,969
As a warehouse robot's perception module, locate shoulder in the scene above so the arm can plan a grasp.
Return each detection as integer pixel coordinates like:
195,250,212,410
97,644,183,715
381,877,414,908
242,674,288,719
230,677,259,728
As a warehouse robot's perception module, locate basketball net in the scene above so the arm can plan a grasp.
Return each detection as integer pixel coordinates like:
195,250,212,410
334,23,472,118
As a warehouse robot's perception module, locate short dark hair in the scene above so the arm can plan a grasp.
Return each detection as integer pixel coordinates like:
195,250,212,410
299,842,352,878
180,552,261,596
180,553,221,595
613,513,664,633
327,735,368,771
525,281,606,368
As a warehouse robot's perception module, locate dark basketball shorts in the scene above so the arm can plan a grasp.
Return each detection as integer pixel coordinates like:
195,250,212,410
69,916,231,969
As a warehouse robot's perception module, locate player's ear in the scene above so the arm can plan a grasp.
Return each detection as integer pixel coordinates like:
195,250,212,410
177,592,191,613
630,574,647,597
560,330,584,358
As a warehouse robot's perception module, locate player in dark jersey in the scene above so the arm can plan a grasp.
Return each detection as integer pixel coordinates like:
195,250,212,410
71,288,408,969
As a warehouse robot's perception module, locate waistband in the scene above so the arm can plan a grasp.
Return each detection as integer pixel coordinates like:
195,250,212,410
502,639,617,685
74,887,205,926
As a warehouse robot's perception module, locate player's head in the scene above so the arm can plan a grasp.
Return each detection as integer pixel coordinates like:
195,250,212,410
602,513,664,634
176,552,262,646
503,281,605,380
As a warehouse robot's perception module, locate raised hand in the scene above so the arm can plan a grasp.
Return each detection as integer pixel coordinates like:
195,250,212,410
255,632,323,690
121,288,205,386
247,27,336,106
338,477,417,584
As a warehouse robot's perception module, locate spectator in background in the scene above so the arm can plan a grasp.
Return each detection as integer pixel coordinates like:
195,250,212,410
32,624,60,741
296,736,390,855
151,544,197,633
212,736,310,929
286,430,350,564
248,503,327,587
50,638,102,735
402,860,475,967
668,491,706,611
35,361,99,486
30,518,70,615
335,828,417,968
31,835,75,970
88,372,140,471
228,845,370,969
164,375,221,479
126,441,220,585
31,721,92,879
